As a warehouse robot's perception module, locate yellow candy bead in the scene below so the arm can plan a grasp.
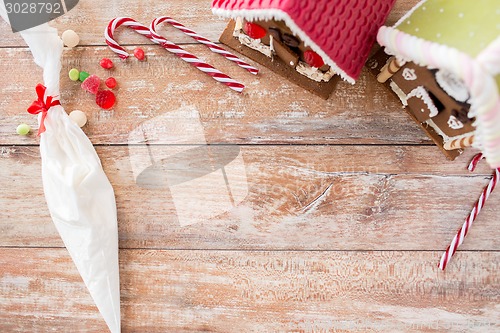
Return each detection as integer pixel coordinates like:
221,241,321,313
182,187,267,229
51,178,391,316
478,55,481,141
69,68,80,81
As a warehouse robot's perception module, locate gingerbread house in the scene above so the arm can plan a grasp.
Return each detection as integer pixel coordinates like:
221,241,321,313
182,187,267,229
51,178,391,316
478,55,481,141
212,0,396,99
369,0,500,168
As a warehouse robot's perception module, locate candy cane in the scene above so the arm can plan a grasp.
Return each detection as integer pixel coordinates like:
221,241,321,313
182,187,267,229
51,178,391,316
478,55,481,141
439,153,500,270
105,17,153,60
105,17,244,93
152,16,258,75
149,17,244,93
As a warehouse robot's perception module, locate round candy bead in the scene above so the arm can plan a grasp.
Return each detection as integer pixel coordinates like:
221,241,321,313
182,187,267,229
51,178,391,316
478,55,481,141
69,110,87,128
69,68,80,81
105,77,117,89
79,71,90,82
16,123,31,136
100,58,114,69
95,90,116,110
61,30,80,48
134,48,145,61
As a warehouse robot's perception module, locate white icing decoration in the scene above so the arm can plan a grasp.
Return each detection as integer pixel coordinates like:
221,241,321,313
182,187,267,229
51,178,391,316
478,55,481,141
234,17,243,31
402,68,417,80
234,26,333,82
428,119,478,148
269,35,275,53
377,27,500,166
213,7,356,83
447,115,464,129
296,61,335,82
236,31,272,57
435,70,470,103
390,81,408,106
406,86,439,117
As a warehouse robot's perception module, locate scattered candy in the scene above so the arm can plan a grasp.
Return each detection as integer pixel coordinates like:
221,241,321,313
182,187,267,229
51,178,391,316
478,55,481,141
61,30,80,48
243,22,267,39
79,71,90,82
16,123,31,136
100,58,114,69
69,110,87,128
303,50,325,68
69,68,80,81
96,90,116,109
105,77,117,89
81,75,101,94
133,47,145,61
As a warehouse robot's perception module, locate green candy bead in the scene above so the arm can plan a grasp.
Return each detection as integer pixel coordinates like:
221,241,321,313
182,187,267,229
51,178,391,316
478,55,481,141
79,71,90,82
16,123,31,136
69,68,80,81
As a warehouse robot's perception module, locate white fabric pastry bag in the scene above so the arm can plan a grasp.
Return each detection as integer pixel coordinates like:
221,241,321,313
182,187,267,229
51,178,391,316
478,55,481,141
0,3,121,332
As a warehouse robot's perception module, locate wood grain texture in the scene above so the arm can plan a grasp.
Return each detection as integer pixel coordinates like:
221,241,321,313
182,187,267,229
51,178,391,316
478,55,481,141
0,0,417,48
0,46,429,145
1,249,498,333
1,0,499,331
1,145,498,250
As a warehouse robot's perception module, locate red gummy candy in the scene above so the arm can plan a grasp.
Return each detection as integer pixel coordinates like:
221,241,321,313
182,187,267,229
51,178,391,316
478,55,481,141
100,58,114,69
95,89,116,109
303,50,325,68
81,75,101,95
243,22,267,39
134,48,145,61
105,77,117,89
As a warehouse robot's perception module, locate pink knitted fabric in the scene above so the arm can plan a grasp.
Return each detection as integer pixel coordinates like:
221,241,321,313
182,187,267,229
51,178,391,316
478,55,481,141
212,0,396,81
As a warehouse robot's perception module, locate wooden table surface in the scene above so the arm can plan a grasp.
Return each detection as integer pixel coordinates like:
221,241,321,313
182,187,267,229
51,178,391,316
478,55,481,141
1,1,499,332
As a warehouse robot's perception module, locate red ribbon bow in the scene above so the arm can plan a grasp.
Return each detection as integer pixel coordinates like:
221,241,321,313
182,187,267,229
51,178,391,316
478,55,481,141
27,84,61,135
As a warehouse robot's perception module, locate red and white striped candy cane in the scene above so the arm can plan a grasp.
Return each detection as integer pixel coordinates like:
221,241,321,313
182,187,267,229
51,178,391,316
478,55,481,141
149,17,245,93
105,17,244,93
153,16,258,75
439,153,500,270
105,17,153,60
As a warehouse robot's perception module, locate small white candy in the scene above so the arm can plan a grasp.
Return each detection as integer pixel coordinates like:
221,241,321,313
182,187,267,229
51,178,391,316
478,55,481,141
62,30,80,48
69,110,87,128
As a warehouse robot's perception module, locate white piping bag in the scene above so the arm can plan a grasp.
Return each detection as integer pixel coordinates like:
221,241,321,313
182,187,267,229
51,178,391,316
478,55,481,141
0,3,120,332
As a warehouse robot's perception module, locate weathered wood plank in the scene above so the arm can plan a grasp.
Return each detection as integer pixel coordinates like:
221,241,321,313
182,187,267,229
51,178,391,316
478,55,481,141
1,145,498,250
0,248,498,333
0,0,418,47
1,45,428,145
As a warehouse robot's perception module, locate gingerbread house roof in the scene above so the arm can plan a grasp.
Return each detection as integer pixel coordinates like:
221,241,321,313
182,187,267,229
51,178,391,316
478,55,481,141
212,0,396,84
377,0,500,168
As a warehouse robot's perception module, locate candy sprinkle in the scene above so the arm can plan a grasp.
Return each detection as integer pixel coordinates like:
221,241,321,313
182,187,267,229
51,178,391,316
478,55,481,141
69,110,88,128
100,58,114,69
81,75,101,95
134,47,145,61
79,71,90,82
61,29,80,48
16,123,31,136
105,77,117,89
96,90,116,109
69,68,80,81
